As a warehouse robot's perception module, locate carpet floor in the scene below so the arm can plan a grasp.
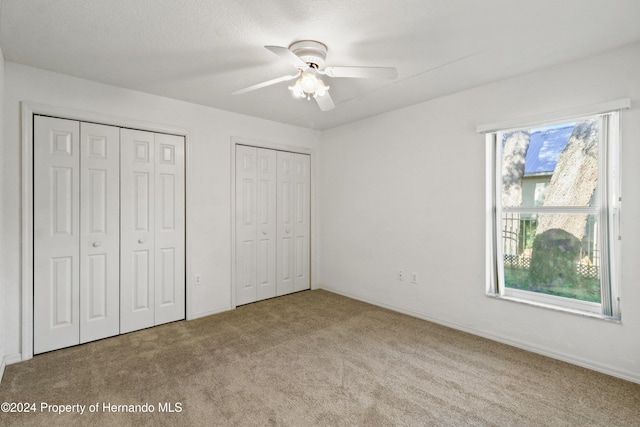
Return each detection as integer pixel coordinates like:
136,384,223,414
0,289,638,426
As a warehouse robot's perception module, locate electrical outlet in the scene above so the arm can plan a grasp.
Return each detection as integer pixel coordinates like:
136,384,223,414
411,272,418,284
398,270,404,281
194,274,201,286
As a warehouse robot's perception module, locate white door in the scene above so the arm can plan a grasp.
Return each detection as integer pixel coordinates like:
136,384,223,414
34,119,185,351
235,146,277,305
154,133,186,326
236,147,310,304
79,122,120,343
256,148,278,301
121,129,185,333
235,145,258,305
293,154,311,292
276,151,296,296
34,116,81,354
120,129,156,333
276,152,311,296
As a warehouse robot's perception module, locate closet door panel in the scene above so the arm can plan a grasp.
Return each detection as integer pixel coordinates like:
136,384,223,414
256,148,277,301
80,122,121,343
293,154,311,292
276,151,295,296
154,133,185,325
235,145,258,305
236,147,310,304
34,116,81,354
120,129,155,333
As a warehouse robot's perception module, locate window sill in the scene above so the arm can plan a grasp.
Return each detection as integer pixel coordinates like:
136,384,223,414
486,292,621,323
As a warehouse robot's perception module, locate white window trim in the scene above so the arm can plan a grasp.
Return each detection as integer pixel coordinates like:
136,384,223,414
476,99,630,134
481,99,629,320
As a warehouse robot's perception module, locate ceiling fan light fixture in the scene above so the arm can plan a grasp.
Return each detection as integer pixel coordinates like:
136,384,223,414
288,71,330,100
300,70,320,93
314,80,329,97
288,82,304,98
236,40,395,112
288,78,304,98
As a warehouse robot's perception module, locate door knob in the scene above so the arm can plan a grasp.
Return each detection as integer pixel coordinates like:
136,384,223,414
138,238,145,244
285,229,290,234
263,231,267,235
92,241,101,247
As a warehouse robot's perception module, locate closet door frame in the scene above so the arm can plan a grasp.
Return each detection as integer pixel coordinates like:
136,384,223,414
20,102,192,361
230,137,316,309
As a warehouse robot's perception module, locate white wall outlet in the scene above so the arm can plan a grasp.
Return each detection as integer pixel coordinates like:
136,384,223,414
411,272,418,284
398,270,404,281
194,274,201,285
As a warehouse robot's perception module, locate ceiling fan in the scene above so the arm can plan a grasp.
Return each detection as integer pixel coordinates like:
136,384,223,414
232,40,398,111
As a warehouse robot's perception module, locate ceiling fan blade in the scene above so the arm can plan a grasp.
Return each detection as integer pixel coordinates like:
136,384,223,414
324,66,398,79
315,92,335,111
232,73,299,95
265,45,309,69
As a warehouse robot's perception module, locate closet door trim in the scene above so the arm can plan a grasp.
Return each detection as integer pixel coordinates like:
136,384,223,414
230,137,315,309
20,102,191,361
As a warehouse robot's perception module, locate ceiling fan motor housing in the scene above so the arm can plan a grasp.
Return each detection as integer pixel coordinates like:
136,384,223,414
289,40,327,69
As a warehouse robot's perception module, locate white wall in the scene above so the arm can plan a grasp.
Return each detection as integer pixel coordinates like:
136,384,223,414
2,63,320,360
318,42,640,382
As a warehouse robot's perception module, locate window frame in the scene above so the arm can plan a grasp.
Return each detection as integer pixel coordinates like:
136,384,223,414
481,101,627,320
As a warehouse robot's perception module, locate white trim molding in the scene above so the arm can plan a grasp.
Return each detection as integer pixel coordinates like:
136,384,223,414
476,98,631,134
0,353,23,384
190,305,233,320
20,102,192,361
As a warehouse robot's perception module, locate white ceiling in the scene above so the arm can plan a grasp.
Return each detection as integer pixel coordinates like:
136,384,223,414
1,0,639,130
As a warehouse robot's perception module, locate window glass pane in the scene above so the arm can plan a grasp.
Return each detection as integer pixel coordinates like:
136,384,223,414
501,212,601,303
501,119,598,208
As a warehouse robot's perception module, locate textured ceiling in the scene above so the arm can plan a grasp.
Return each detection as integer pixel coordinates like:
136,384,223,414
1,0,640,130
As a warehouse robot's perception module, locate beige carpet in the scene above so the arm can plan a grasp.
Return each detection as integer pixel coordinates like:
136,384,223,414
0,289,638,426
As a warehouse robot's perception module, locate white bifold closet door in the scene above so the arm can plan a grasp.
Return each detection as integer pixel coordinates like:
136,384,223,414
276,151,311,296
235,146,310,305
235,146,278,306
34,117,185,354
120,129,185,334
34,117,121,354
80,122,121,343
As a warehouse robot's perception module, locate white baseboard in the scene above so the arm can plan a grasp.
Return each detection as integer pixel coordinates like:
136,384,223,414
0,353,23,384
188,305,232,320
320,286,640,385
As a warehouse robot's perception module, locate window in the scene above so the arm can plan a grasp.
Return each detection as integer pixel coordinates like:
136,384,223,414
484,107,623,319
